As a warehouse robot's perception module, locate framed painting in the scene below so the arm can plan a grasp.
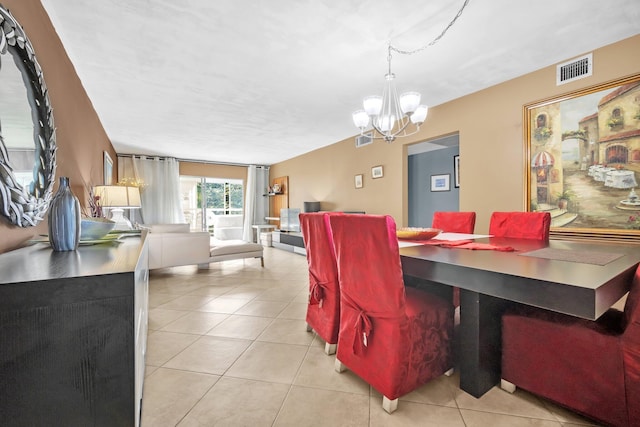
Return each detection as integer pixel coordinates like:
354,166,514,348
454,155,460,188
431,174,450,192
354,174,363,189
103,151,113,185
371,165,383,179
524,73,640,241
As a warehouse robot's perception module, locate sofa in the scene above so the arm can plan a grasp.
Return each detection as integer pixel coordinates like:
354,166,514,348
140,223,263,270
213,215,243,240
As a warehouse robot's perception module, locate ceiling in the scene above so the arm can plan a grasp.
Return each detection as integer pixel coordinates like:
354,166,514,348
39,0,640,166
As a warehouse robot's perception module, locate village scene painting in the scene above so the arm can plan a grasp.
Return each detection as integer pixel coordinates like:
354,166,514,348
527,75,640,236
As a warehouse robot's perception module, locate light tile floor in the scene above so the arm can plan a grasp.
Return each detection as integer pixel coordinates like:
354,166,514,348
142,247,603,426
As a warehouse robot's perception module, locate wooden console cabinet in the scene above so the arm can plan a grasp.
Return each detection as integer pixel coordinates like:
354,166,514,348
0,237,149,426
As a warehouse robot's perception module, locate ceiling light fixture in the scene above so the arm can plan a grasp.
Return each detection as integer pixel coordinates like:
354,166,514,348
352,0,471,143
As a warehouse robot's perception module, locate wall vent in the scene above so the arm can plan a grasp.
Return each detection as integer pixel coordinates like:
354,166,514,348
355,132,373,148
556,53,592,85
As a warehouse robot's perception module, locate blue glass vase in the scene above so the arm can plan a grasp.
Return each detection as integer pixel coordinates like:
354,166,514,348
48,177,80,251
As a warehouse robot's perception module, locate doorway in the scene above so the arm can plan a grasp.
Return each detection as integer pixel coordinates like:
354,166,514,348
407,134,460,227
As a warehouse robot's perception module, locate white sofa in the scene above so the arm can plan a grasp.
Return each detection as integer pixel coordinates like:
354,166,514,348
213,215,243,240
141,223,263,270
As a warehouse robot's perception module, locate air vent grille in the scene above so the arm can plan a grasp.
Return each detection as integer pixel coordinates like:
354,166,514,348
556,53,592,85
355,132,373,148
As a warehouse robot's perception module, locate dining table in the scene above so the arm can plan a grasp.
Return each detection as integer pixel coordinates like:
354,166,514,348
399,234,640,398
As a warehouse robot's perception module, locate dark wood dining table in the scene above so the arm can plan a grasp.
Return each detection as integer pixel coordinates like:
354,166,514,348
399,236,640,398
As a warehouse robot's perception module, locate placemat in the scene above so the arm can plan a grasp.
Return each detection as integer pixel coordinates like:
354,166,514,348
519,248,623,265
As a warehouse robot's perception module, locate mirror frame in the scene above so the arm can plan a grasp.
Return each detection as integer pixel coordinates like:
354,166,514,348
0,3,56,227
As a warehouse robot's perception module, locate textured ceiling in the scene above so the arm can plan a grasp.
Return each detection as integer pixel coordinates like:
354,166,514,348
39,0,640,165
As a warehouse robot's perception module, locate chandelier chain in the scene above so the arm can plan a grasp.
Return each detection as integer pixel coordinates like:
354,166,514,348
388,0,470,56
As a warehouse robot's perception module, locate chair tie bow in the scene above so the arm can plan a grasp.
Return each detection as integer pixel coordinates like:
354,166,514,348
341,291,404,355
309,272,334,308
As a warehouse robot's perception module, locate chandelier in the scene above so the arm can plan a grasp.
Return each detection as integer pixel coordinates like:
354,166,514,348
352,0,471,143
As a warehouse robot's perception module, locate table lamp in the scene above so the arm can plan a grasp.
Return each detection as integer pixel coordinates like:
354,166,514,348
93,185,141,230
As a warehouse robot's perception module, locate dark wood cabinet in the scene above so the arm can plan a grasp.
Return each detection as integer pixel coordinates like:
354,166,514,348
0,237,149,427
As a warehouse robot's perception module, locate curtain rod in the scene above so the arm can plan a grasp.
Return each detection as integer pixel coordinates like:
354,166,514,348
117,153,270,169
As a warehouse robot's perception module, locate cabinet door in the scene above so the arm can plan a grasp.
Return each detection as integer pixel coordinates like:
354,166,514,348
134,239,149,427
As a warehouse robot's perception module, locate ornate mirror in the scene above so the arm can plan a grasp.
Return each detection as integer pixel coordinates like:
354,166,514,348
0,3,56,227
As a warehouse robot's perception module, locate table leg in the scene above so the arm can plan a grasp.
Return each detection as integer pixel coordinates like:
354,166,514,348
458,289,509,398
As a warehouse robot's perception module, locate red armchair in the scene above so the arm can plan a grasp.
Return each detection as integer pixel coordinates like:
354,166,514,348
329,214,454,413
431,211,476,307
489,211,551,239
300,212,341,355
501,264,640,427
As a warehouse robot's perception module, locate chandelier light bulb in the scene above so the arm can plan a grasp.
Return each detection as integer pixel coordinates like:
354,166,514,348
378,115,395,132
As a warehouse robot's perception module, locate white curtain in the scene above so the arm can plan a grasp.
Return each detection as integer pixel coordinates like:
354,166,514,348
121,156,185,224
242,165,270,242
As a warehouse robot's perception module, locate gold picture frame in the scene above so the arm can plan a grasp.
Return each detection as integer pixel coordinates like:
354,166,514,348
524,73,640,241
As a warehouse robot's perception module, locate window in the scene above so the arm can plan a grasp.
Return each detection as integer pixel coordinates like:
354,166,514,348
180,176,243,231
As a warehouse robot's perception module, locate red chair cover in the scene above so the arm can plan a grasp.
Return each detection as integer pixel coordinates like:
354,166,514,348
489,211,550,240
431,212,476,307
329,214,453,400
432,211,476,234
502,265,640,427
300,212,341,346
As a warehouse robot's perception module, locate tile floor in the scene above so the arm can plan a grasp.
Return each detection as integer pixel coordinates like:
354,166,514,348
141,247,603,426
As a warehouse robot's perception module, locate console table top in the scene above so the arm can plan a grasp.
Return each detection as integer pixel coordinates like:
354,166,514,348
0,237,145,285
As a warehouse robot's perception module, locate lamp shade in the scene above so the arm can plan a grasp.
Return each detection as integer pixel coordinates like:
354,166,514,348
410,105,428,124
399,91,421,114
93,185,141,208
363,96,383,116
352,110,370,129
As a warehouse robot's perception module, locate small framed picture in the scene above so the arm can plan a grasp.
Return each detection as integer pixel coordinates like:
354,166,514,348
103,151,113,185
371,165,383,179
454,155,460,188
354,174,363,189
431,174,450,192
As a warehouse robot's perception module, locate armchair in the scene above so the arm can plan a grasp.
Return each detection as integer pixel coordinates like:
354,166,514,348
501,264,640,427
329,214,454,413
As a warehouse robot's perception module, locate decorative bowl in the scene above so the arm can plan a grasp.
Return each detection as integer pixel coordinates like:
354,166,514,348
396,227,442,240
80,217,116,240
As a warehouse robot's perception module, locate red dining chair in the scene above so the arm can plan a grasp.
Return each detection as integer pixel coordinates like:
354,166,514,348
431,211,476,308
329,214,454,413
489,211,551,240
501,264,640,427
300,212,341,355
432,211,476,234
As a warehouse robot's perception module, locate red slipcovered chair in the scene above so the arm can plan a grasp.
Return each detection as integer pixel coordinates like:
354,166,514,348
489,211,551,239
300,212,341,355
329,214,454,413
501,264,640,427
432,211,476,307
432,211,476,234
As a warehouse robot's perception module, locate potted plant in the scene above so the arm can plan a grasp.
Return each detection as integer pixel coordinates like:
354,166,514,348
556,189,575,210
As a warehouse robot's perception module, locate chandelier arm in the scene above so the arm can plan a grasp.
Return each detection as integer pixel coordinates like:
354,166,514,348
369,115,415,142
389,0,470,56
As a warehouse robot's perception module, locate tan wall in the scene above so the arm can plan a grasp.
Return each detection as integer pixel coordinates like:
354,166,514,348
270,34,640,233
0,0,115,253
